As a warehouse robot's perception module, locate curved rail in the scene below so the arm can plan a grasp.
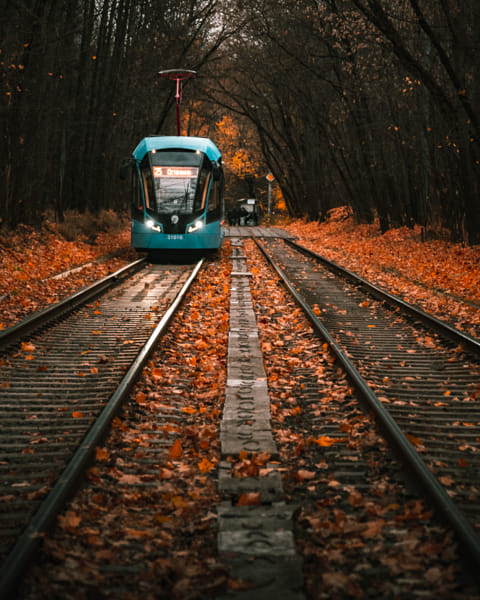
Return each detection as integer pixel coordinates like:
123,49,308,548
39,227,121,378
0,259,204,598
255,238,480,579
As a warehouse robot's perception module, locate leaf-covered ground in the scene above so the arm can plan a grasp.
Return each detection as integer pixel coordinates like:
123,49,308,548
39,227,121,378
19,245,232,600
3,216,480,598
2,213,479,338
284,208,480,339
17,235,478,599
0,224,136,329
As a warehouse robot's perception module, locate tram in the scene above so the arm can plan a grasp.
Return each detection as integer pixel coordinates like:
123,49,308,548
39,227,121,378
124,136,225,252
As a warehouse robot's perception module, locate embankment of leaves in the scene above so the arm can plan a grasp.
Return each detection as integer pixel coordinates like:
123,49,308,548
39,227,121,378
284,209,480,339
0,223,136,329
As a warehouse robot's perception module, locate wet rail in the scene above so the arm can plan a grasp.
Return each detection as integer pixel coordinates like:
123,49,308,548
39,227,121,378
256,237,480,574
0,257,204,596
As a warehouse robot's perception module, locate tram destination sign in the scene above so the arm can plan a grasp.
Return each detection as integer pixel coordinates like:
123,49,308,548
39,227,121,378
153,166,198,178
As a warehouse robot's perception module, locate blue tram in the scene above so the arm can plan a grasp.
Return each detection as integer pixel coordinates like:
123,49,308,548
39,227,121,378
125,136,225,252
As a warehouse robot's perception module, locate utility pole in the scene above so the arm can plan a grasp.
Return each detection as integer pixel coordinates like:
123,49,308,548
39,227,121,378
266,172,275,217
158,69,196,136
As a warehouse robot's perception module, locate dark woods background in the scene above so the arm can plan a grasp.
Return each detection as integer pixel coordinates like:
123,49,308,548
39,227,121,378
1,0,479,243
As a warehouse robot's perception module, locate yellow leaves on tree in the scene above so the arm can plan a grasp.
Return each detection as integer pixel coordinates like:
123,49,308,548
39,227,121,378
215,115,264,180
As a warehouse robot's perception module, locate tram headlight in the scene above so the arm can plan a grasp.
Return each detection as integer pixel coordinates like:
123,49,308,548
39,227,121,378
187,220,204,234
145,219,162,232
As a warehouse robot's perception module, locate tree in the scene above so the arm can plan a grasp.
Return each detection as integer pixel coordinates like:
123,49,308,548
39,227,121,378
0,0,234,227
350,0,480,241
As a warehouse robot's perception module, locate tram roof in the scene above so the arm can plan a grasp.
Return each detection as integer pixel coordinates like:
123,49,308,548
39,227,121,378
133,136,221,162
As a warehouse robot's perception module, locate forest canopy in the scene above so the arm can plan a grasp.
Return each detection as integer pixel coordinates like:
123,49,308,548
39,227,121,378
1,0,479,242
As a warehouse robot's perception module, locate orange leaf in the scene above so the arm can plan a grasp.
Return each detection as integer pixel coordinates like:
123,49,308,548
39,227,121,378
296,469,315,481
58,510,81,530
439,475,454,487
348,490,364,507
159,468,174,480
406,433,422,446
237,492,261,506
154,514,170,523
198,457,215,473
151,367,162,382
136,391,147,404
195,339,208,350
168,439,183,460
95,447,110,462
308,436,345,447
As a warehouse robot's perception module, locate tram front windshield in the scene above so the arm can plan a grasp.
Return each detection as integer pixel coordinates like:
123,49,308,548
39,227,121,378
151,151,202,215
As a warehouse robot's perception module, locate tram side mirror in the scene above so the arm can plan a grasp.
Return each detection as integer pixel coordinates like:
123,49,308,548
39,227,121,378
120,158,134,180
212,164,221,181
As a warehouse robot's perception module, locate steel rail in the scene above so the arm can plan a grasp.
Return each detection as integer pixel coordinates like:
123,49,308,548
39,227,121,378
0,258,204,599
286,239,480,355
0,257,147,350
255,238,480,580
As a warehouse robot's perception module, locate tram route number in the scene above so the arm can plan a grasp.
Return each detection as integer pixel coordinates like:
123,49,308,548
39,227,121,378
167,234,184,240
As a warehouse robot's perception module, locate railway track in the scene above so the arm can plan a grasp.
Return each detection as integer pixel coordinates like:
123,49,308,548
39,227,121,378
0,257,204,596
3,235,478,598
256,237,480,574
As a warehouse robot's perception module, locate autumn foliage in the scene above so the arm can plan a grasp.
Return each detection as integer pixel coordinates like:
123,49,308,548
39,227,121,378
0,222,135,329
284,209,480,339
5,217,479,598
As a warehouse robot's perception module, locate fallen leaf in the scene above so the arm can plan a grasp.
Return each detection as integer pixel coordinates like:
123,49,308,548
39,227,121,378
95,447,110,462
296,469,316,481
237,492,261,506
58,510,81,530
168,439,183,460
198,457,215,473
136,391,147,404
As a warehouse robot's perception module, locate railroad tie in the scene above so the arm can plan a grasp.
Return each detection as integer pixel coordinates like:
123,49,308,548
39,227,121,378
216,239,305,600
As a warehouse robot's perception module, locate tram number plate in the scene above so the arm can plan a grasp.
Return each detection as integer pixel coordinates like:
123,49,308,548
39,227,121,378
167,235,184,240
